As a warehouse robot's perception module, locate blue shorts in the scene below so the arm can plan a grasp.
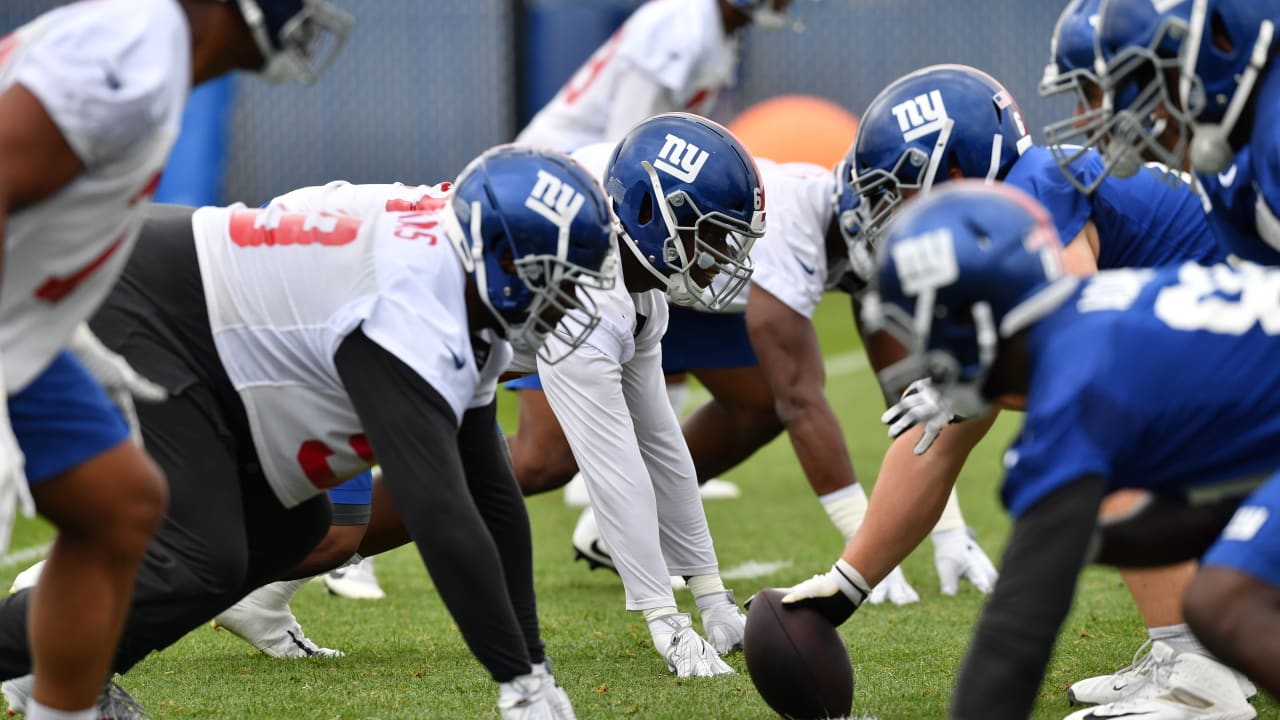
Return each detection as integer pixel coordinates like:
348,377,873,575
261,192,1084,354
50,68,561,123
504,374,543,391
660,305,757,373
10,351,131,484
328,470,373,505
1202,471,1280,586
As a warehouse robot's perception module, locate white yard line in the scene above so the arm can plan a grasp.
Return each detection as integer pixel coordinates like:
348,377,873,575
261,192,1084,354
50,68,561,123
0,543,49,569
684,349,870,407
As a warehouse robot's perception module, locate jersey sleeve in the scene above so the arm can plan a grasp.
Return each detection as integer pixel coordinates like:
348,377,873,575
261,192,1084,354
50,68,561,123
268,181,447,217
13,2,188,166
616,0,721,96
748,164,834,319
1005,147,1092,248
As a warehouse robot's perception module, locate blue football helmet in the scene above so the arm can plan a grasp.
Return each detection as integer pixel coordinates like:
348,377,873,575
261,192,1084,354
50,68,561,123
831,155,874,287
1040,0,1112,193
444,145,617,364
605,112,766,311
1179,0,1280,173
852,64,1032,248
862,181,1075,416
226,0,353,84
1092,0,1195,179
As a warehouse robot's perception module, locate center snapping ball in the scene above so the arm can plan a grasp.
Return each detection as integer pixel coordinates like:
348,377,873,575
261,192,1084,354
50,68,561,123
744,588,854,719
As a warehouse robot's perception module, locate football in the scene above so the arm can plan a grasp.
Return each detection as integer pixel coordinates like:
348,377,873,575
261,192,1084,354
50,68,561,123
744,588,854,719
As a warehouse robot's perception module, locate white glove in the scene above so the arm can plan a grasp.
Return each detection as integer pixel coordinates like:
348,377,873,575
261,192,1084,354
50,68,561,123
932,527,998,596
67,324,167,445
0,360,33,556
881,378,954,455
778,559,871,625
865,565,920,606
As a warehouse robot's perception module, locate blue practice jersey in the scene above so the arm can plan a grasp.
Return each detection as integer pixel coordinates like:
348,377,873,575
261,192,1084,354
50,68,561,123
1005,146,1224,269
1001,261,1280,517
1194,61,1280,264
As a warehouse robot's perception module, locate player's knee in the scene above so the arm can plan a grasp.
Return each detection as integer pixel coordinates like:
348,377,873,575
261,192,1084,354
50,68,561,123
90,450,168,559
511,441,577,496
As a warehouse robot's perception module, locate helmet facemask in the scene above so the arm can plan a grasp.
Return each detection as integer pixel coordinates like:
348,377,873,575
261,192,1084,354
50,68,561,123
854,117,955,249
619,160,763,311
1042,63,1115,194
443,199,617,365
235,0,353,85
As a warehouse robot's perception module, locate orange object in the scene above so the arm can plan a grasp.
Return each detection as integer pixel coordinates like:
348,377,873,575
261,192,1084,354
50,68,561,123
727,95,859,168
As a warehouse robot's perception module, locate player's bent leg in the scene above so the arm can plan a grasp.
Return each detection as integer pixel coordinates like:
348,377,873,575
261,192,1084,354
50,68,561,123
27,440,166,713
507,389,579,496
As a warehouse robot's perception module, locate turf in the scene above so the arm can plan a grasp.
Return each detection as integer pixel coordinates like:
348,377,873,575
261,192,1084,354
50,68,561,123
2,294,1275,719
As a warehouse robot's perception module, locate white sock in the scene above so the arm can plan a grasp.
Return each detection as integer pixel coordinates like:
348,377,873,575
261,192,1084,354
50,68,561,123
932,486,966,533
819,484,869,541
27,700,95,720
1149,623,1208,656
687,574,727,604
666,381,690,417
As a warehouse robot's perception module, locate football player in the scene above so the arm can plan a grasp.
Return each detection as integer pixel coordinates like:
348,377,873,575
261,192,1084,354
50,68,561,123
865,182,1270,719
0,1,350,717
516,0,794,153
0,146,616,720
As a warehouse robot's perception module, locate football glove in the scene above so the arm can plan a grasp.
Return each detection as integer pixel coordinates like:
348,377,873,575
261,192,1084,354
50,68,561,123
68,324,167,445
881,378,954,455
933,527,998,595
779,559,871,625
865,565,920,606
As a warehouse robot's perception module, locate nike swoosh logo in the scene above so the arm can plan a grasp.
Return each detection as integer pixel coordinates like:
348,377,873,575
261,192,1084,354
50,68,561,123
794,255,816,275
449,349,466,369
1081,710,1159,719
589,540,612,561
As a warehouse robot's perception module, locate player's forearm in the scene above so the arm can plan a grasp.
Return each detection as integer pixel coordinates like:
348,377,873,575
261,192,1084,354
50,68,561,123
840,411,996,584
951,476,1105,720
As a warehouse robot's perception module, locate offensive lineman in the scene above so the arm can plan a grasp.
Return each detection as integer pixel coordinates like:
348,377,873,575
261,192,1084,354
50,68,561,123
0,146,617,720
0,1,351,717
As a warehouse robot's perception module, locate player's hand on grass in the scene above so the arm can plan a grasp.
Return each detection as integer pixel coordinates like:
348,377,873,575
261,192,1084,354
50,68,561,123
881,378,954,455
0,361,33,556
68,323,167,445
866,565,920,606
776,559,871,625
933,527,998,595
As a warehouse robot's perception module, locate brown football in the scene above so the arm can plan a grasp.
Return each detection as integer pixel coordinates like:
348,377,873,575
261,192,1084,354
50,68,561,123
744,588,854,719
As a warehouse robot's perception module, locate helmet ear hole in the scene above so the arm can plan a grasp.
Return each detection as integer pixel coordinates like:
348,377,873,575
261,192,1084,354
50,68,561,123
1209,11,1233,53
638,193,655,225
496,242,517,275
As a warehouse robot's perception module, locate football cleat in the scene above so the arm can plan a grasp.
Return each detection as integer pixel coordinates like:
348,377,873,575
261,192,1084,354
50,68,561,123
7,560,43,595
652,613,735,678
697,478,742,500
696,590,746,655
498,671,577,720
531,660,576,720
570,508,616,573
4,676,151,719
212,583,343,659
323,556,386,600
1065,642,1256,720
562,473,591,508
1068,640,1257,707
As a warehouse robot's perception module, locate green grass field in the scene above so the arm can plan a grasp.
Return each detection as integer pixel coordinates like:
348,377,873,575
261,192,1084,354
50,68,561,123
2,294,1275,719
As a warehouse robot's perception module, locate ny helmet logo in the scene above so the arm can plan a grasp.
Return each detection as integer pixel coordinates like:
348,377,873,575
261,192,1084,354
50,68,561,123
654,134,709,183
891,90,949,143
525,169,585,230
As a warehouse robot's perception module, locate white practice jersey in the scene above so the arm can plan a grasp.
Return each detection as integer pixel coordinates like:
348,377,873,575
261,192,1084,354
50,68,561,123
193,204,482,507
0,0,190,391
516,0,738,152
748,159,847,319
266,180,513,409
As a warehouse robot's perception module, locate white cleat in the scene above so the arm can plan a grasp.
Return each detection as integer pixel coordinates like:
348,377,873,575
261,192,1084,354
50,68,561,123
571,507,615,573
498,672,577,720
323,556,385,600
1064,642,1256,720
653,613,735,678
212,583,343,659
562,473,591,508
698,478,742,500
7,560,43,595
2,675,30,716
696,590,746,655
1068,640,1256,707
